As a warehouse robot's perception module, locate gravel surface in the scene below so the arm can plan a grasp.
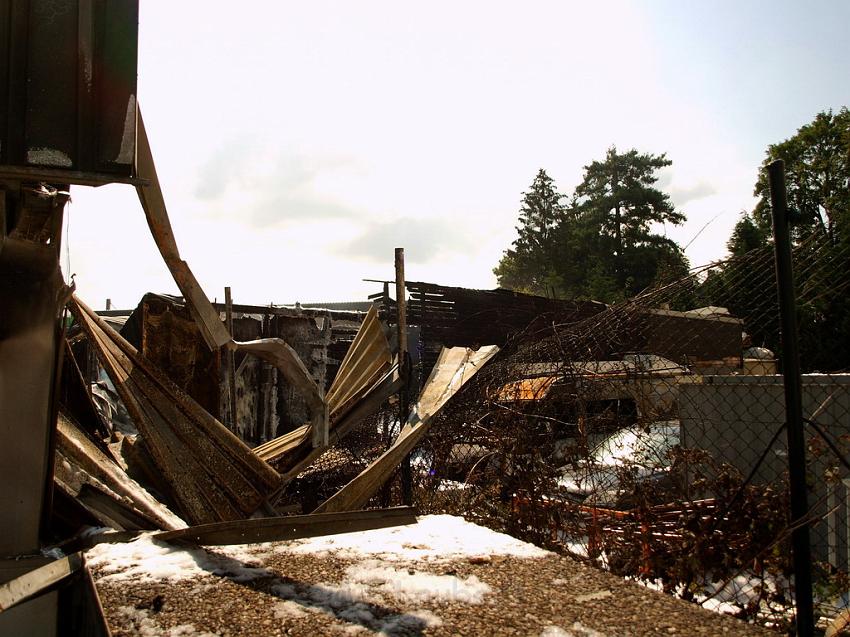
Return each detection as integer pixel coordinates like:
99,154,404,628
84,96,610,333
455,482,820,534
91,543,776,636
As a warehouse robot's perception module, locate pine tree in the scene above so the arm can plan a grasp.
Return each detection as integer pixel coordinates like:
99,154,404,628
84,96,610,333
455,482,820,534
573,147,687,298
726,212,768,257
494,169,567,295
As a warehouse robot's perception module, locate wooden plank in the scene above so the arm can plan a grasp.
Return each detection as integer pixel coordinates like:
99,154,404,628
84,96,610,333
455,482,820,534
0,554,83,613
154,507,417,546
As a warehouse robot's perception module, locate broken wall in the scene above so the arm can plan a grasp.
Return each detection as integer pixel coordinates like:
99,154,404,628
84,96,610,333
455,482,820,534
120,294,365,447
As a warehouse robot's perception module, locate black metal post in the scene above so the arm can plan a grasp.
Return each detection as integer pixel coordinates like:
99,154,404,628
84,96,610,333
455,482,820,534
768,159,814,637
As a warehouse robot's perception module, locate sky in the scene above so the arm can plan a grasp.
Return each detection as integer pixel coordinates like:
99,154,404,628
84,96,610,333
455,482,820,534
64,1,850,310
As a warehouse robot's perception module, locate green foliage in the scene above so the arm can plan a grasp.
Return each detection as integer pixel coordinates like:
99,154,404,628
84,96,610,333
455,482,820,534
753,107,850,242
492,169,568,296
700,108,850,372
726,212,769,257
575,147,684,259
495,149,689,303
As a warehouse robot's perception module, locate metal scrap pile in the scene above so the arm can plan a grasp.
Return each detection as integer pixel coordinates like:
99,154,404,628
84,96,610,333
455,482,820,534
1,99,497,632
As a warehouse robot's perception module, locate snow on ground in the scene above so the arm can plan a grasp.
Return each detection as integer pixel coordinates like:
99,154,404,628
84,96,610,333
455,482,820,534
116,606,219,637
346,560,491,603
86,535,275,584
274,514,551,562
540,622,607,637
630,571,795,623
87,514,548,633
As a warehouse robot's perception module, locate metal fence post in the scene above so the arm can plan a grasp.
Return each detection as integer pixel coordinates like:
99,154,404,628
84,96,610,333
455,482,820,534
768,159,814,636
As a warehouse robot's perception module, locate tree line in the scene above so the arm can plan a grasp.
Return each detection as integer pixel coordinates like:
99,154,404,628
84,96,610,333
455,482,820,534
494,148,687,303
494,108,849,371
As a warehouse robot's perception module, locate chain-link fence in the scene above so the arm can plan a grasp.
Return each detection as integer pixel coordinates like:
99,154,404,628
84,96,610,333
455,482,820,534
301,225,846,633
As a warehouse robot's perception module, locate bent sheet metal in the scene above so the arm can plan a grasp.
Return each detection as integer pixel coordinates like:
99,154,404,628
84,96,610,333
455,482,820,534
68,294,282,525
315,345,499,513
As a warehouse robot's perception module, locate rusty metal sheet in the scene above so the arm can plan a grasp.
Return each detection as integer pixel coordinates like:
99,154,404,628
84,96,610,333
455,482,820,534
495,376,558,401
0,553,83,614
0,236,65,556
69,294,282,525
153,506,417,546
325,304,391,419
134,111,230,350
0,0,139,183
315,345,499,513
274,370,402,485
135,111,329,441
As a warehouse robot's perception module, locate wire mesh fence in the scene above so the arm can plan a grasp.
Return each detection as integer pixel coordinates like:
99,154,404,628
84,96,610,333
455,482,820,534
340,230,850,632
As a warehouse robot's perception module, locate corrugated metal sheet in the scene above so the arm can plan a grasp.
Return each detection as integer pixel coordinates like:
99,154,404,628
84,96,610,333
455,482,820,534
69,295,282,526
315,345,499,513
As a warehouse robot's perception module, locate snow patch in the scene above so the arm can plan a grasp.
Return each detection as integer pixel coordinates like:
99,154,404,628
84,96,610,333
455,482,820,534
269,580,442,634
272,599,314,619
88,515,544,633
86,533,274,584
116,606,219,637
542,622,607,637
278,514,549,562
379,609,443,633
346,560,491,604
574,590,612,603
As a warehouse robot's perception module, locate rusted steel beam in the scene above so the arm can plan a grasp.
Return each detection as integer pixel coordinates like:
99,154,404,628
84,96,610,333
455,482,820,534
154,506,417,546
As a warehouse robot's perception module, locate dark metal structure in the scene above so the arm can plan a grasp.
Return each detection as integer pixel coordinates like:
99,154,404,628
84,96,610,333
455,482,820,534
1,0,139,185
0,2,139,634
